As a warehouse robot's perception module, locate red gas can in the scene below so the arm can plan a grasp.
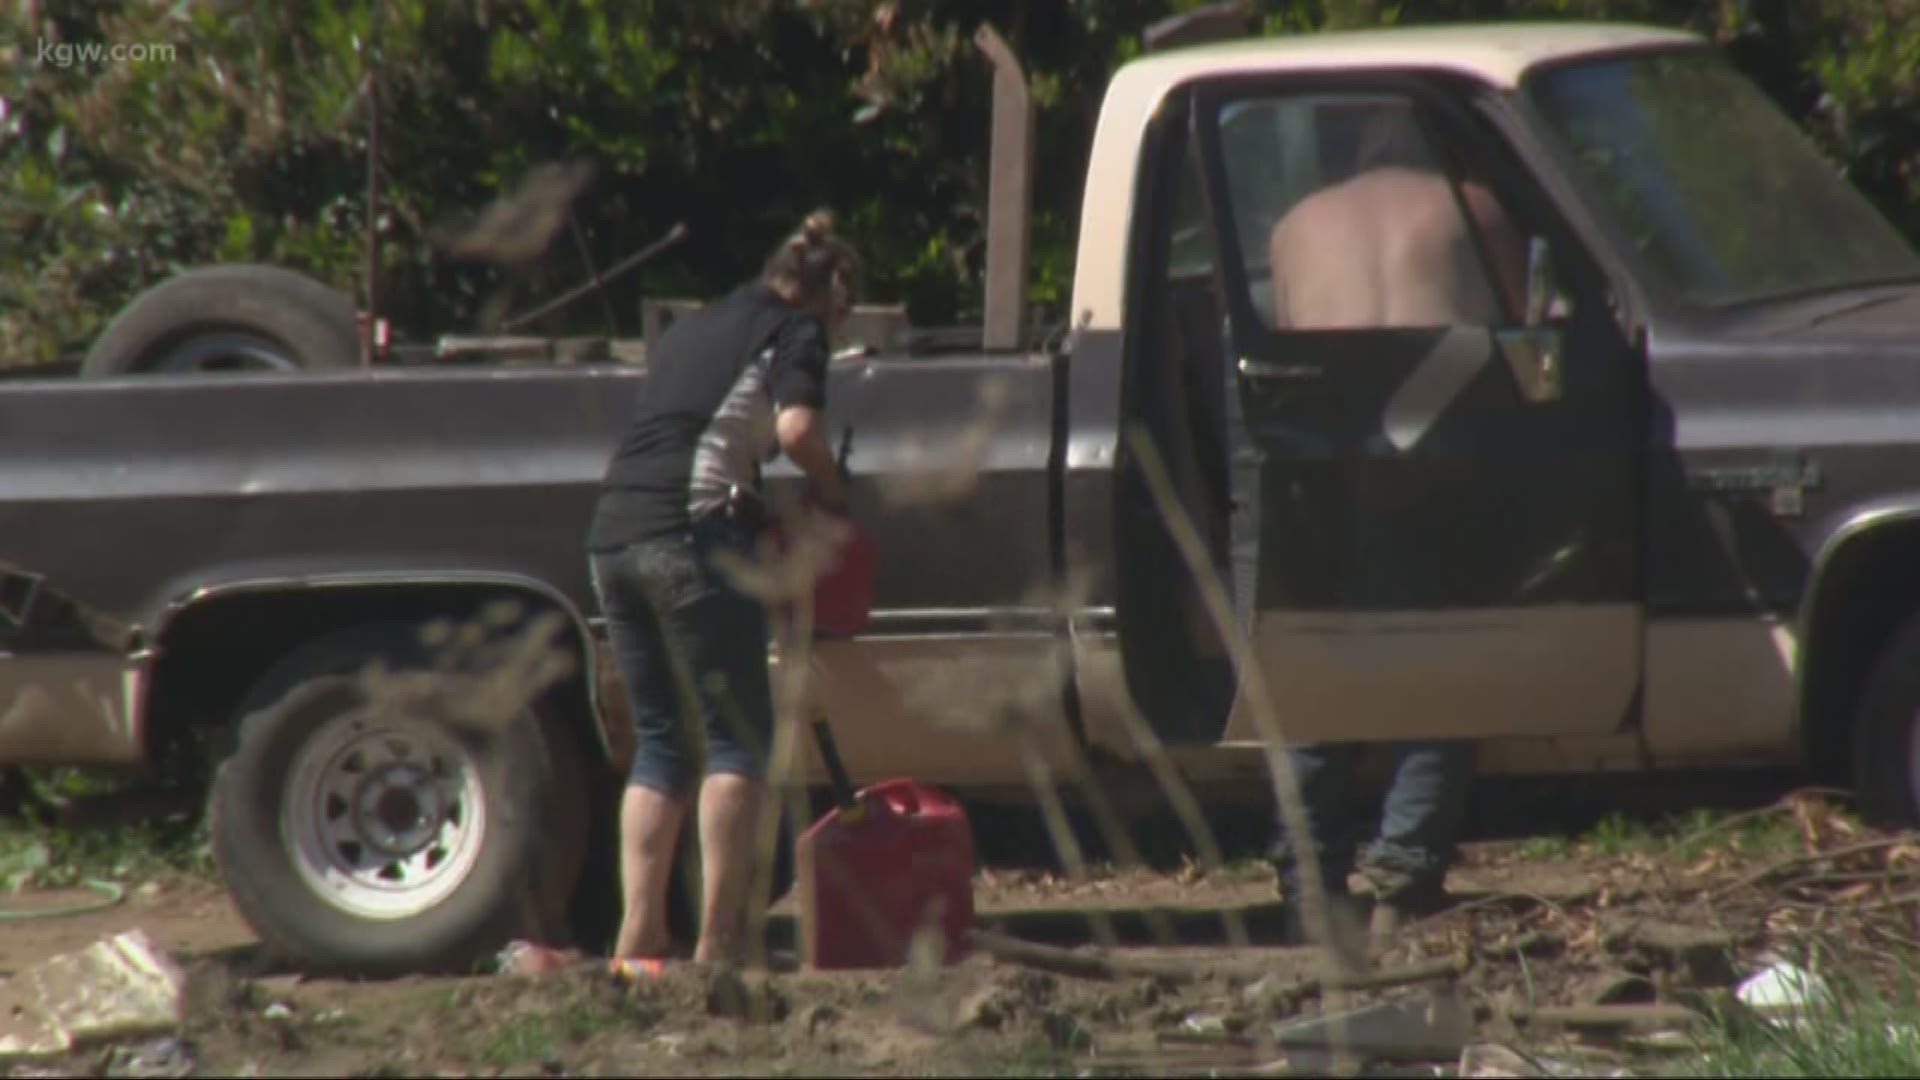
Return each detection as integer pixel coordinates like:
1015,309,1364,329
795,726,975,970
767,425,877,639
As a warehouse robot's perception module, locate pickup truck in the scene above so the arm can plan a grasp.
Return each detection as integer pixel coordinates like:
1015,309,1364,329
10,20,1920,975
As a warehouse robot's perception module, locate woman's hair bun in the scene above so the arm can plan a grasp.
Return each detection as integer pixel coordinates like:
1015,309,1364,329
764,207,859,309
800,209,836,245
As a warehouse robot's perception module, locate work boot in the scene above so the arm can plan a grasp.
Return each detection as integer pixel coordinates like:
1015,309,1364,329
1273,866,1370,974
1358,863,1450,956
1279,892,1370,975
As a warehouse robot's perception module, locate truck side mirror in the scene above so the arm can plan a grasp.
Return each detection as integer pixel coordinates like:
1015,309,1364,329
1499,235,1565,404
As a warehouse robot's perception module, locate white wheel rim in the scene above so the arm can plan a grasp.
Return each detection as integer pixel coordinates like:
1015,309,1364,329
281,705,488,920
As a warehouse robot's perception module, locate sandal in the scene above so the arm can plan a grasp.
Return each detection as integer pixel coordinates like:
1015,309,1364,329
607,955,675,982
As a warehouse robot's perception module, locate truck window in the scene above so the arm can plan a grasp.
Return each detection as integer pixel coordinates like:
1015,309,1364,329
1530,49,1920,307
1168,138,1215,282
1214,92,1517,332
1146,121,1227,492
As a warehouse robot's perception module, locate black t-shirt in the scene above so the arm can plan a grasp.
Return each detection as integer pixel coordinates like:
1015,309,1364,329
587,283,830,551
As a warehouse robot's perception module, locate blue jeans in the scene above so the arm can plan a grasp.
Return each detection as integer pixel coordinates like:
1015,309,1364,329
589,517,775,796
1268,740,1474,905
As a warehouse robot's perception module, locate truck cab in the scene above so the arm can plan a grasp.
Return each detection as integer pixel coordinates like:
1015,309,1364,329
1022,23,1920,816
801,22,1920,826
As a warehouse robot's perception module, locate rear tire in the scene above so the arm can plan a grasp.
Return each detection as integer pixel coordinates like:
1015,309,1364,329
84,265,360,376
1851,610,1920,827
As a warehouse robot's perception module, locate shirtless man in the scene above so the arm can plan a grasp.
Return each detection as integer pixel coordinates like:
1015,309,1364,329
1268,106,1526,329
1262,103,1528,950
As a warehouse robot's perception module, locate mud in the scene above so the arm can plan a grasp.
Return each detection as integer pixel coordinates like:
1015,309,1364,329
4,791,1916,1077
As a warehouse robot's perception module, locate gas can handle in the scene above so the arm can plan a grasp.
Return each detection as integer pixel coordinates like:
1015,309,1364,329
836,425,854,481
811,716,862,819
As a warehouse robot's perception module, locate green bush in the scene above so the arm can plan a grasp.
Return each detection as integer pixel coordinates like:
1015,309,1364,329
2,1,1916,367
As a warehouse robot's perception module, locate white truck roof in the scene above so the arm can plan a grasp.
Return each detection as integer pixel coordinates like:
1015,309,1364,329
1127,22,1703,91
1069,22,1706,338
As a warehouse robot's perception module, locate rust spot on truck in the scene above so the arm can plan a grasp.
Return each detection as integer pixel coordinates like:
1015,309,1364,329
0,565,144,766
0,565,137,654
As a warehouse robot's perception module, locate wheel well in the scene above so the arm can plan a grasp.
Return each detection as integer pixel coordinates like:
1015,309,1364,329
1799,520,1920,782
143,583,610,776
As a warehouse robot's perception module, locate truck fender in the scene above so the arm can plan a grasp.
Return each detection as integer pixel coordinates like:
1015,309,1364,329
147,572,627,771
1795,501,1920,774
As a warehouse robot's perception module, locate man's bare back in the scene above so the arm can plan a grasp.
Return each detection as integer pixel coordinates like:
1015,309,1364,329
1268,167,1524,331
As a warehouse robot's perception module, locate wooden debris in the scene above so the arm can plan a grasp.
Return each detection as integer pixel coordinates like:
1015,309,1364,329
1488,1002,1706,1030
968,928,1467,995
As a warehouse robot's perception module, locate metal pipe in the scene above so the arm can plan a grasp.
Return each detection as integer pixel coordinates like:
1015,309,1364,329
1142,1,1256,52
568,212,621,335
974,24,1033,353
363,67,381,366
503,222,690,332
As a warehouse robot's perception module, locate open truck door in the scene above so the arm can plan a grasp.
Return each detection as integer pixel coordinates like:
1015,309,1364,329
1173,75,1647,745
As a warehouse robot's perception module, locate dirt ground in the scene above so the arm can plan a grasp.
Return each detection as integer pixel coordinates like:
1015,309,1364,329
4,786,1917,1077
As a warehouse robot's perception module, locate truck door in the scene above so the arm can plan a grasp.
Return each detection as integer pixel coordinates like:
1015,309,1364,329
1187,78,1645,744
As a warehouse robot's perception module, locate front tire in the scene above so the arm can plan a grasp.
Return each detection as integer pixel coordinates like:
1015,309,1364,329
1852,610,1920,827
210,674,583,975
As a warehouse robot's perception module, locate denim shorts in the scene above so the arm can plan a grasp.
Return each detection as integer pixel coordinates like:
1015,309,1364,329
589,517,775,795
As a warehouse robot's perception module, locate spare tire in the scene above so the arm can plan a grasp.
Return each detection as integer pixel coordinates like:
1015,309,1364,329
83,265,361,376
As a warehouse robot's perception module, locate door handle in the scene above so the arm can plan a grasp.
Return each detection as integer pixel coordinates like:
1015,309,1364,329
1237,358,1322,382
